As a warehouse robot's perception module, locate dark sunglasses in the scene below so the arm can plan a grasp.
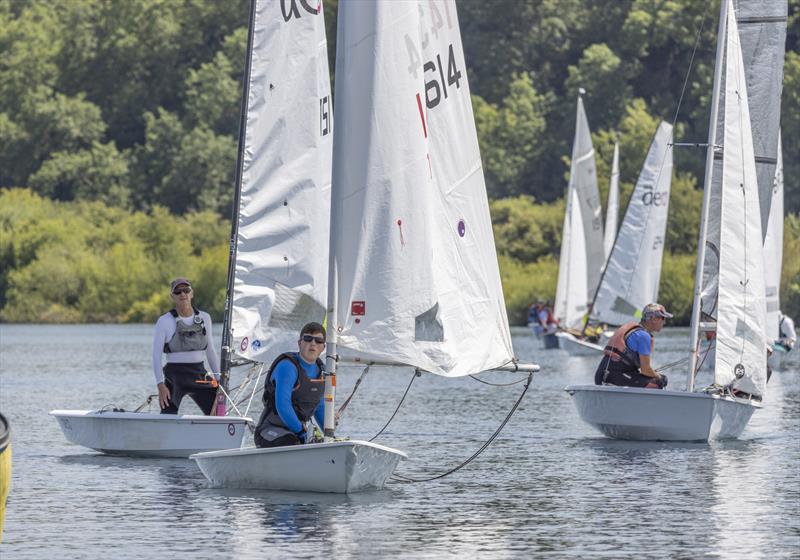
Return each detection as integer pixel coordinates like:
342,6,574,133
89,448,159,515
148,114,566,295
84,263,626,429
172,288,192,295
301,334,325,344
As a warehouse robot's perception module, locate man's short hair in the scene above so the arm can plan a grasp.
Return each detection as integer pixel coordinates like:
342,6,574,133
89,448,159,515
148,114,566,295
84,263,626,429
300,321,326,339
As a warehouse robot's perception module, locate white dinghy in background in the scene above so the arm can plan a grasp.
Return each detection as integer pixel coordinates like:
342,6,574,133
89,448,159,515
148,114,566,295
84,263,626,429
50,410,250,458
191,0,537,493
552,92,603,354
555,332,602,355
567,0,785,441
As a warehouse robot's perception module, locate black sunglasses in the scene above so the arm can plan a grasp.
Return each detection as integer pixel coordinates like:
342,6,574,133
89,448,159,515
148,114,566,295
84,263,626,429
301,334,325,344
172,287,192,295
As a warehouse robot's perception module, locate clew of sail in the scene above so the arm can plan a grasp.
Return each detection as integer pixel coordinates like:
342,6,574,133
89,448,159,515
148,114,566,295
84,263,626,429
713,3,767,397
330,0,514,377
763,134,783,342
229,0,332,363
592,122,673,327
602,142,620,262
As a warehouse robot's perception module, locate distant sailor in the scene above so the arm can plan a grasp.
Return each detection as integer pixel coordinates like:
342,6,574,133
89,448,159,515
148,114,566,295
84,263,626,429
254,322,327,448
777,312,796,352
594,303,672,389
528,302,544,337
152,277,219,415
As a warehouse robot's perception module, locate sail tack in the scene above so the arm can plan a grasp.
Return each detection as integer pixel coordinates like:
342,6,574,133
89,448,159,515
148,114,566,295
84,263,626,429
713,2,767,396
330,0,514,377
592,122,673,327
230,0,333,363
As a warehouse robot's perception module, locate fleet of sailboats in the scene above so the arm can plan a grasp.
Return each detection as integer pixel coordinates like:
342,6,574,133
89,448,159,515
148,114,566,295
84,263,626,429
49,0,789,469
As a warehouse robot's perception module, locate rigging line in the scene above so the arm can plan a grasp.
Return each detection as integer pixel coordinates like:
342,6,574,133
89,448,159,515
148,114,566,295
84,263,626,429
671,6,709,129
655,356,690,372
391,371,533,484
469,374,528,387
368,369,419,443
335,363,372,422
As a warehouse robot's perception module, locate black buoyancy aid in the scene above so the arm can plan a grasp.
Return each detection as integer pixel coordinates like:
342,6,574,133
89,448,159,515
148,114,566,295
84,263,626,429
259,353,325,433
164,307,208,353
603,322,652,370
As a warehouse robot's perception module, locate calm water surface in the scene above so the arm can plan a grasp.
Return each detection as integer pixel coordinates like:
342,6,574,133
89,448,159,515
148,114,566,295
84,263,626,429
1,324,798,559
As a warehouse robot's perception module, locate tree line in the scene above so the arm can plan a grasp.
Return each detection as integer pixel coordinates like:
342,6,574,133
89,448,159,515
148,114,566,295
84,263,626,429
1,0,798,324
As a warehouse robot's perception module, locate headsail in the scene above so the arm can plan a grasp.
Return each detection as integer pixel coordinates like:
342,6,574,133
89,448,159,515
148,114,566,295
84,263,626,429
229,0,332,363
763,134,783,342
330,0,514,377
713,2,767,396
592,122,673,327
603,142,620,262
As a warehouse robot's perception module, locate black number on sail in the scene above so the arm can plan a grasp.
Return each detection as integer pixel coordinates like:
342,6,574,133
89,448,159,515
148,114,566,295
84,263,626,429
447,44,462,88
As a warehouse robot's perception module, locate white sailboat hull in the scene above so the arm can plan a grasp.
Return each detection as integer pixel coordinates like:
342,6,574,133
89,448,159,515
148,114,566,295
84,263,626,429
191,440,407,493
556,332,603,355
50,410,251,458
564,385,759,441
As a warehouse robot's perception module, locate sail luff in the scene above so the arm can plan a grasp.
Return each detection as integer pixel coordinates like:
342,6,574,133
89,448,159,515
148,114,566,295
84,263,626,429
687,0,729,391
603,142,620,262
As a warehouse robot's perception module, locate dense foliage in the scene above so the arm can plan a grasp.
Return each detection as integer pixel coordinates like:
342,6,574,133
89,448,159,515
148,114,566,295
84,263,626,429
0,0,797,324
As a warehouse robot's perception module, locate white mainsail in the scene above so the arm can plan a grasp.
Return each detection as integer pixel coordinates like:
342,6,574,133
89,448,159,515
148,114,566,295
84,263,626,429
712,1,767,397
554,94,602,328
229,0,332,363
603,142,620,262
592,122,673,327
330,0,514,377
763,135,783,342
700,0,786,320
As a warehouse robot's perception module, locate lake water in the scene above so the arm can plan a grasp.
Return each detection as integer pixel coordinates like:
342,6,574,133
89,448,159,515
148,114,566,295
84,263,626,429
0,324,798,558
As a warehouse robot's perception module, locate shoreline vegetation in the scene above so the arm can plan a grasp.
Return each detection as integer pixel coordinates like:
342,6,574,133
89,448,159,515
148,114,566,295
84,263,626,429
1,1,798,325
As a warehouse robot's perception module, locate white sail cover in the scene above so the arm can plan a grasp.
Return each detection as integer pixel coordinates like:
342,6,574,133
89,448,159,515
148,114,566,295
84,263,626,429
701,0,786,320
555,187,589,329
592,122,673,327
330,0,514,377
603,142,620,262
714,2,767,396
763,135,783,341
230,0,332,362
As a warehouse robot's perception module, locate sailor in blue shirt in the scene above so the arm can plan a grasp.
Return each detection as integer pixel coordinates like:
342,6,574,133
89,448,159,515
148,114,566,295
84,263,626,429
254,322,326,448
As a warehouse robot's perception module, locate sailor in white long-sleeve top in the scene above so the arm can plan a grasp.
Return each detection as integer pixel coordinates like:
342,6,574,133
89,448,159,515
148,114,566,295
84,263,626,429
152,277,219,414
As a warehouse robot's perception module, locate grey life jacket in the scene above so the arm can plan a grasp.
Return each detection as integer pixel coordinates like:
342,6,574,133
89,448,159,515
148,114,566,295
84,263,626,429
256,353,324,443
163,308,208,353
